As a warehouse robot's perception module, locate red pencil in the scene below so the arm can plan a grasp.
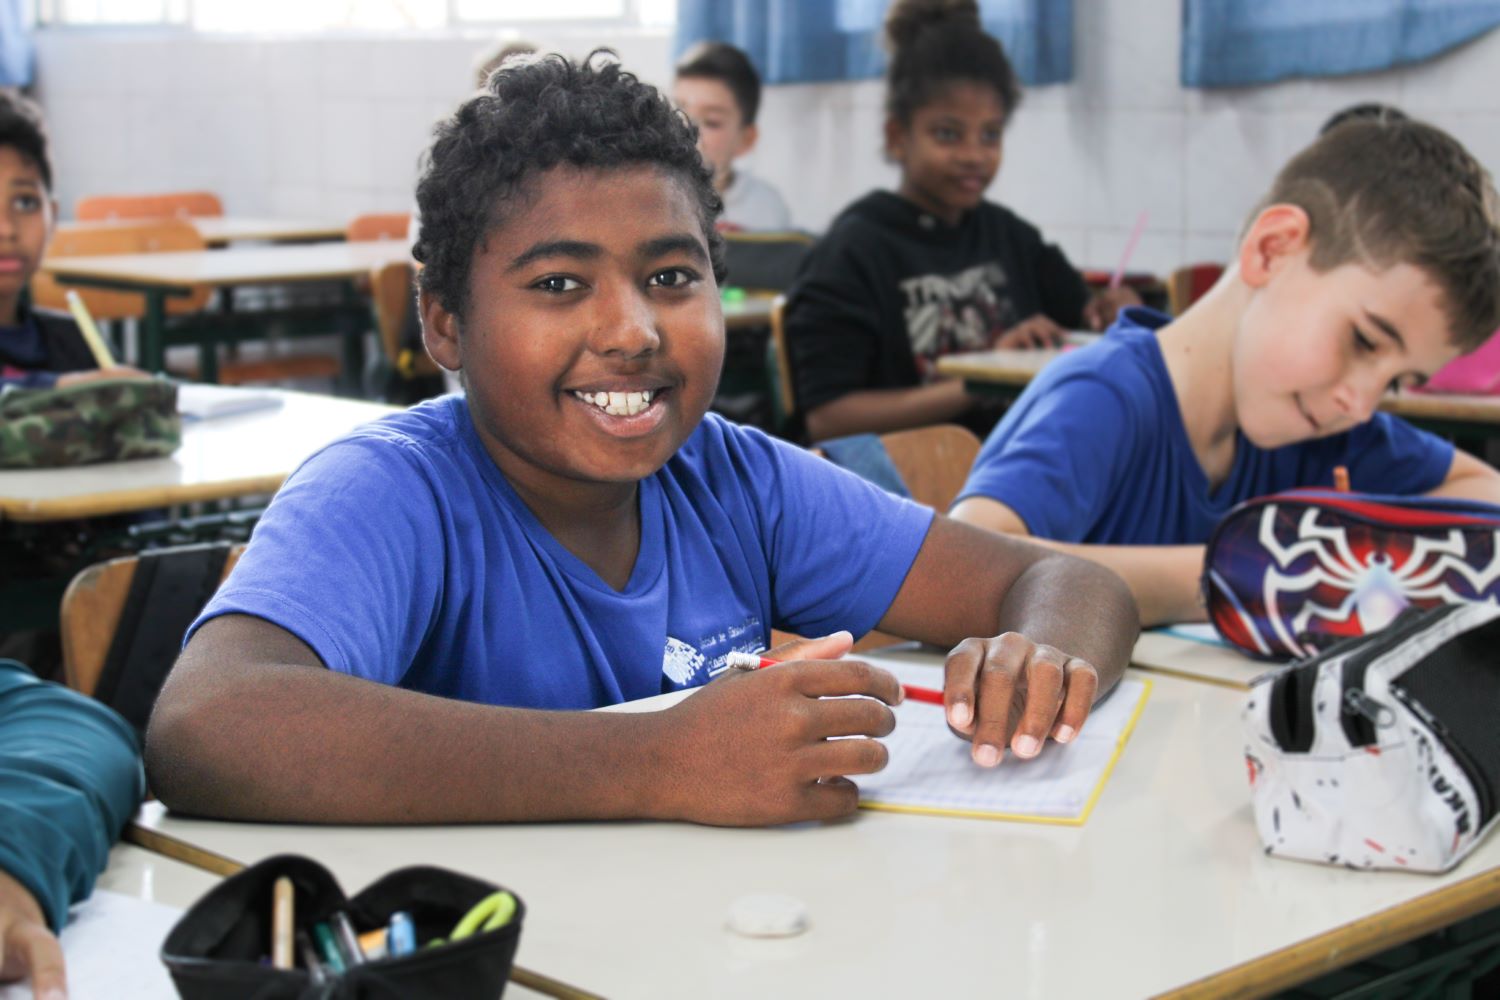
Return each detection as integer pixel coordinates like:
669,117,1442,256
728,653,944,706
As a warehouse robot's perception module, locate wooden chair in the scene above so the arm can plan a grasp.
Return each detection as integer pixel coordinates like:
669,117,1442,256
1167,263,1225,315
369,260,439,380
76,191,224,222
347,212,412,243
59,546,244,699
766,294,795,427
31,219,212,320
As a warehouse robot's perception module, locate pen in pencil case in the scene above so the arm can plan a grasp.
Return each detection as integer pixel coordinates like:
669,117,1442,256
725,651,945,705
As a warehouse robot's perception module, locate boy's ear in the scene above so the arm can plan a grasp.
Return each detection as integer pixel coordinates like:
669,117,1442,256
734,122,759,158
419,288,462,372
1238,204,1311,289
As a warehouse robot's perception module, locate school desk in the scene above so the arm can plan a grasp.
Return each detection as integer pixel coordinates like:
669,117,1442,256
0,389,394,523
126,661,1500,999
720,290,778,330
39,239,413,380
935,347,1500,440
97,842,222,909
1131,627,1263,690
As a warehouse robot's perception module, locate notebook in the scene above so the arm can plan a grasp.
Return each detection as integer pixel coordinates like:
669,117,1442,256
0,890,182,1000
852,652,1150,825
176,383,284,420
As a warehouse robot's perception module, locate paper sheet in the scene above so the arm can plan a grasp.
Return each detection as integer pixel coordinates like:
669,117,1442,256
1161,622,1229,647
0,890,183,1000
852,654,1150,825
176,383,284,420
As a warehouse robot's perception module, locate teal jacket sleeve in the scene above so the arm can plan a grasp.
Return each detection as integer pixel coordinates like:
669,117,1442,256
0,659,145,931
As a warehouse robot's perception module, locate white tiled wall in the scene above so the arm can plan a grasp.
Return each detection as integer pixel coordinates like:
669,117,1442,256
29,0,1500,275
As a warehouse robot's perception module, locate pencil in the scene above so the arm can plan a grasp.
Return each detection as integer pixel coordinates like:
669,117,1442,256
1333,465,1350,492
64,290,116,368
726,652,944,705
271,876,295,970
1110,211,1149,291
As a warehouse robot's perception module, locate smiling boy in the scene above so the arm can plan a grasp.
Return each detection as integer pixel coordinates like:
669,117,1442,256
952,118,1500,625
144,53,1137,827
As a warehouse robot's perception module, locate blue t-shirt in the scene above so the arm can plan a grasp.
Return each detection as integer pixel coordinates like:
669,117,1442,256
957,307,1455,545
191,398,935,708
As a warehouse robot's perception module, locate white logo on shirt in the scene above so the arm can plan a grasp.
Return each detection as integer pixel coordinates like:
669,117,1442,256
662,636,706,686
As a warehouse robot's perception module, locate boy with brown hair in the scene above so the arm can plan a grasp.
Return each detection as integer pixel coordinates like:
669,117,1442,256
953,117,1500,625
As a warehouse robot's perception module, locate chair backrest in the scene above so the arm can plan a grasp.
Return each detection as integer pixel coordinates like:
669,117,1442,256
348,212,413,243
722,230,813,292
60,545,244,699
767,294,795,426
76,191,224,221
1167,263,1225,315
369,260,438,378
32,219,211,318
879,424,982,511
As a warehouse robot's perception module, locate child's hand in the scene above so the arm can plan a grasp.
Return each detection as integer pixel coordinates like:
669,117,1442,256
942,633,1100,766
1082,286,1142,331
995,314,1067,349
655,632,903,826
0,867,66,998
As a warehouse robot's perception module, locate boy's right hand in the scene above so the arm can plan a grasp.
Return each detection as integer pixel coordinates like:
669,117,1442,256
654,632,902,826
0,867,66,999
995,313,1067,349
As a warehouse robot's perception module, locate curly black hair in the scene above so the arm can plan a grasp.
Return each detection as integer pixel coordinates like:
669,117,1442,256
0,89,53,191
414,50,725,322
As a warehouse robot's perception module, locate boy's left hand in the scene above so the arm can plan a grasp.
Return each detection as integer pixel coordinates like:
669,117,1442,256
0,867,65,998
942,633,1099,766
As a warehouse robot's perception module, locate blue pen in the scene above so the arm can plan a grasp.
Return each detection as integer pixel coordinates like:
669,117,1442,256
387,911,416,958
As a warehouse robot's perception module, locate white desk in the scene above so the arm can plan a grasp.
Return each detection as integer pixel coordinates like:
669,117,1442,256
96,842,220,909
129,661,1500,999
0,389,395,522
1131,628,1270,690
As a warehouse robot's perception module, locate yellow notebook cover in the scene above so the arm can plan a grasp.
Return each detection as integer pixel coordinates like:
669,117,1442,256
853,653,1151,826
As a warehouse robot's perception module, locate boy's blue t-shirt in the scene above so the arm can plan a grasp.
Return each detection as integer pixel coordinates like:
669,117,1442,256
190,399,935,708
957,307,1455,545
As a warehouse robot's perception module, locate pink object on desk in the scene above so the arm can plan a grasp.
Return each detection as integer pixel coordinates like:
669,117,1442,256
1419,329,1500,395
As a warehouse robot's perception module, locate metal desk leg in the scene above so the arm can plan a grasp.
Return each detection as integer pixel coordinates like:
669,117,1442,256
143,290,168,373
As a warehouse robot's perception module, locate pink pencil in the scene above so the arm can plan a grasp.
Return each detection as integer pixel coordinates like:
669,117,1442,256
1110,211,1149,290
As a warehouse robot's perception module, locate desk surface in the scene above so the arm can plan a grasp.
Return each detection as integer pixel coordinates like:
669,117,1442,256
59,216,348,248
0,389,395,522
1132,627,1268,690
721,291,777,330
40,239,412,290
97,842,221,910
129,660,1500,1000
937,345,1500,426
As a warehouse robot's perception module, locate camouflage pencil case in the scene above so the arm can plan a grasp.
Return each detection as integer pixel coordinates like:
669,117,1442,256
0,377,181,469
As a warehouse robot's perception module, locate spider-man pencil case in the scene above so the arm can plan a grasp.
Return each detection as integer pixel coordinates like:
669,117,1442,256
1203,489,1500,660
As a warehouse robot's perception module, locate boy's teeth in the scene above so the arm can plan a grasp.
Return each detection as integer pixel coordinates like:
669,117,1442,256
574,389,655,417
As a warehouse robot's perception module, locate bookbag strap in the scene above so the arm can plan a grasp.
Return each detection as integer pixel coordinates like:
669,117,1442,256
94,543,230,737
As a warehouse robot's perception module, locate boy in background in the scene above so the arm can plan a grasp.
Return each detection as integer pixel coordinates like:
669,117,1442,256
952,117,1500,625
672,41,792,232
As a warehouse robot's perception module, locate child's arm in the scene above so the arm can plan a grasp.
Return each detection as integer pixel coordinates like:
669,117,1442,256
1425,449,1500,502
146,617,905,827
950,496,1206,626
804,379,975,442
874,515,1139,762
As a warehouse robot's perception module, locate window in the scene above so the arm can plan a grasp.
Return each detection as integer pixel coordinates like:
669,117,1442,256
37,0,676,30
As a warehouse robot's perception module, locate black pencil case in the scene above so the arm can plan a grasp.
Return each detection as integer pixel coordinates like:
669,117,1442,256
161,853,525,999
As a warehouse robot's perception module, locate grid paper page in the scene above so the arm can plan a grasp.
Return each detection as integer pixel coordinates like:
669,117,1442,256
0,890,183,1000
852,653,1150,824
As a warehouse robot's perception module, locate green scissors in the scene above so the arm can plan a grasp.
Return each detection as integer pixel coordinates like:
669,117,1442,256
428,891,517,947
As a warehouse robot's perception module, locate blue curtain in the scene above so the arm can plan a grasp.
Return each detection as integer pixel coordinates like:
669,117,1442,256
1182,0,1500,87
674,0,1073,87
0,0,32,87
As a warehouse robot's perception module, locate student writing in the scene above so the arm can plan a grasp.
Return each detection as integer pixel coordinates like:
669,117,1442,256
783,0,1137,442
145,52,1138,828
952,117,1500,625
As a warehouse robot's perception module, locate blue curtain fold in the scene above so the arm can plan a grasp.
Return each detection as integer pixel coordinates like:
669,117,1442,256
674,0,1073,87
1,0,34,87
1182,0,1500,88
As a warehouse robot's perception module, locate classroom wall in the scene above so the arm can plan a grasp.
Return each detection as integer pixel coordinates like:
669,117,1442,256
31,1,1500,276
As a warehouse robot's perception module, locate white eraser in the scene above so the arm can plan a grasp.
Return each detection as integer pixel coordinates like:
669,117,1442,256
726,893,808,938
